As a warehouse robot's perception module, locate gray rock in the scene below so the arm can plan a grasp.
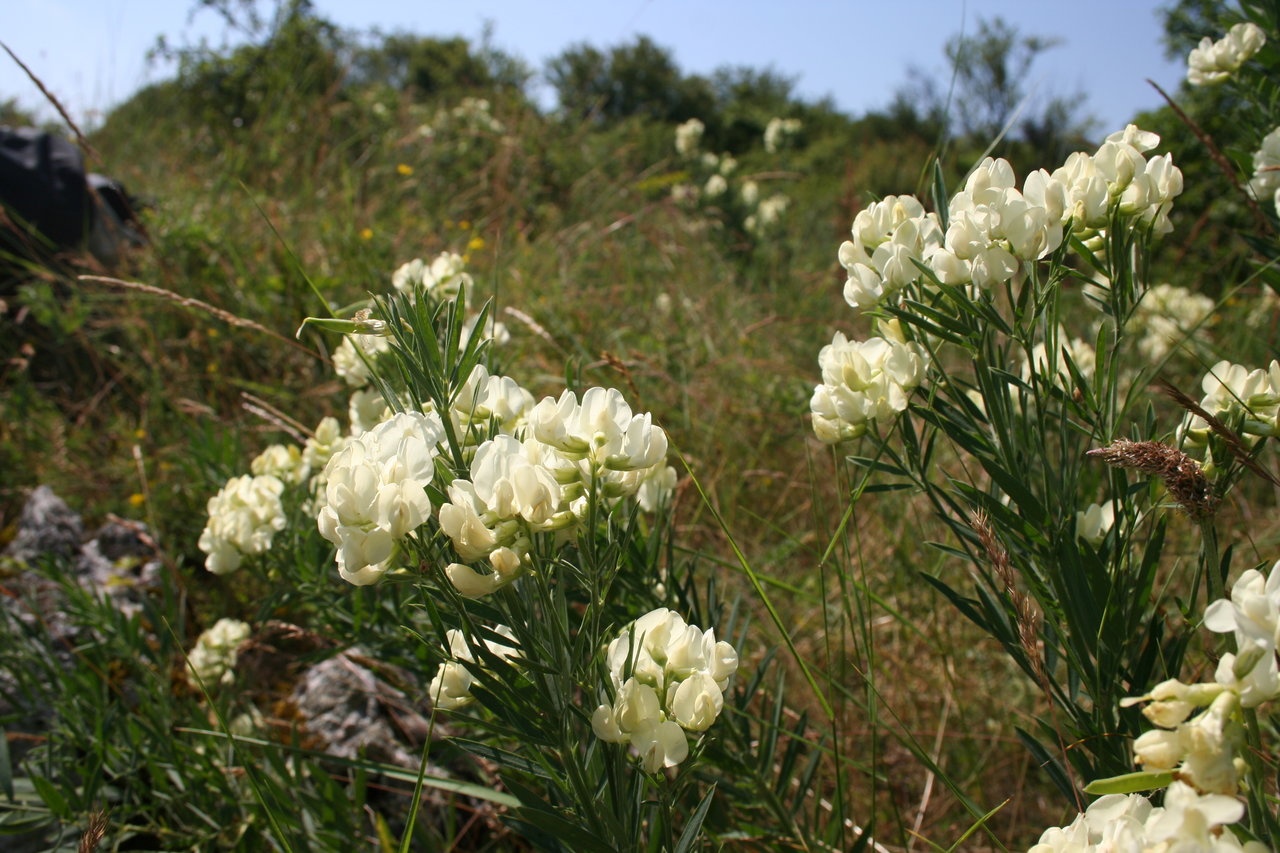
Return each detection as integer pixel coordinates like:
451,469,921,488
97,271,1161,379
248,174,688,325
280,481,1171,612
4,486,82,567
291,651,434,770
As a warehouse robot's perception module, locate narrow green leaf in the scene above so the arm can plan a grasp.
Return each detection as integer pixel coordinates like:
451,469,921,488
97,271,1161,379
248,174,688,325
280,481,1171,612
674,784,717,853
1083,771,1173,795
0,727,12,801
28,776,68,819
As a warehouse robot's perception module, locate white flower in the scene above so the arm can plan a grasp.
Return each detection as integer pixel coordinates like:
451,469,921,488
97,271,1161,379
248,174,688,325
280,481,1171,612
1130,687,1244,795
392,251,474,302
763,116,801,154
592,608,738,771
1205,563,1280,706
316,411,445,585
186,617,251,689
704,174,728,198
348,388,392,436
198,475,287,575
810,332,931,443
429,626,519,711
1075,502,1116,547
1126,283,1213,361
1028,785,1263,852
302,416,348,477
530,387,669,483
333,333,392,387
674,118,704,157
1188,22,1267,86
1250,126,1280,217
449,364,535,443
838,195,944,310
250,443,307,486
1182,360,1280,444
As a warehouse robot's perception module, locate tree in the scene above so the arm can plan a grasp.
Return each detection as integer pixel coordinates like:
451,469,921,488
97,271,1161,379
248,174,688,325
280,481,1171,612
545,36,714,124
895,16,1096,167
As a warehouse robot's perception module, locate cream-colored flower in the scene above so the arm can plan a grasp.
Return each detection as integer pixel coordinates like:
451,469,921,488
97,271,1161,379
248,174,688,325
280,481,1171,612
1188,22,1266,86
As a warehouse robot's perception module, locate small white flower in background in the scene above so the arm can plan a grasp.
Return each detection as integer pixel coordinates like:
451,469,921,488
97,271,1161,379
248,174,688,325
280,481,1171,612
674,118,704,157
703,174,728,198
745,194,789,237
591,608,738,773
1126,283,1214,361
186,617,251,690
316,410,446,585
763,116,801,154
740,179,759,207
1205,563,1280,706
1075,502,1116,547
302,416,347,476
1187,22,1267,86
391,251,475,303
429,625,519,711
699,151,720,172
198,474,287,575
250,443,307,486
670,183,699,204
1022,332,1096,388
1249,126,1280,217
810,332,931,443
333,333,393,387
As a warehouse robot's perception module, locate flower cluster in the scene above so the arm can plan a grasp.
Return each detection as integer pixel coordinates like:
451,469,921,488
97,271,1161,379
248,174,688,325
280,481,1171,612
186,617,251,690
1084,561,1280,846
763,116,801,154
591,608,738,773
837,126,1183,318
1187,22,1267,86
1028,784,1268,852
1181,359,1280,447
439,385,673,595
316,411,446,586
810,326,931,443
1125,283,1214,361
416,96,505,145
670,117,793,237
429,625,520,711
198,475,288,575
1205,563,1280,707
674,118,704,158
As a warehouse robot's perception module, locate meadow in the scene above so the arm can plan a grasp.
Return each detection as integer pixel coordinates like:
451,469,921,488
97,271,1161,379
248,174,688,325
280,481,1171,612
2,1,1280,850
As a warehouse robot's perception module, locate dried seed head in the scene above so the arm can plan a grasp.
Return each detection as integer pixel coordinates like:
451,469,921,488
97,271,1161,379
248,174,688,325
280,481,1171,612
1086,439,1216,519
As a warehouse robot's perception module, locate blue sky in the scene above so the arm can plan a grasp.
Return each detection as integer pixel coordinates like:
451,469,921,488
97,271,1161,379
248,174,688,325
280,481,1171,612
4,0,1192,134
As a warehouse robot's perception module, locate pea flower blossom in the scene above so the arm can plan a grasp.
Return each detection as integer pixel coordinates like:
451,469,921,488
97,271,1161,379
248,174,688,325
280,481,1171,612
316,410,446,585
591,608,738,773
198,474,288,575
186,617,251,690
810,330,931,443
1187,22,1266,86
430,626,520,711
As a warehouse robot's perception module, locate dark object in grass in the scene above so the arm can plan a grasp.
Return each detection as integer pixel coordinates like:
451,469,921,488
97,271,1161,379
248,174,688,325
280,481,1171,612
0,126,145,274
